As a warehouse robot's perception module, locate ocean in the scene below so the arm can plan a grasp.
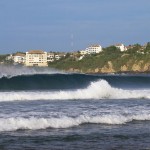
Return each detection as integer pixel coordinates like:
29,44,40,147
0,66,150,150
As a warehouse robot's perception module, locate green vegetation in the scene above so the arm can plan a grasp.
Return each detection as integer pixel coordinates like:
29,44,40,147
0,54,8,64
145,42,150,53
48,43,150,73
0,54,13,64
0,55,7,61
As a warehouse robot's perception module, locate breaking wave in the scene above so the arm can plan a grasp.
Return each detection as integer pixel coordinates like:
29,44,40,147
0,80,150,101
0,66,150,90
0,113,150,131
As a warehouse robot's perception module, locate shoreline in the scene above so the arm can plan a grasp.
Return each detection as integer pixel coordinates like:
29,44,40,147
65,69,150,75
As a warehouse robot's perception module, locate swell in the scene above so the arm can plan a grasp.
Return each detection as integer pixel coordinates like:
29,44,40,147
0,80,150,101
0,73,150,90
0,113,150,131
0,74,98,90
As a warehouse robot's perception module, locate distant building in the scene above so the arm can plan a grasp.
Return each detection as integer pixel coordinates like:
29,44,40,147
86,45,102,54
47,52,55,62
6,54,13,61
80,50,87,55
80,44,102,56
55,54,61,60
13,53,26,64
115,43,127,52
55,53,66,60
25,50,48,67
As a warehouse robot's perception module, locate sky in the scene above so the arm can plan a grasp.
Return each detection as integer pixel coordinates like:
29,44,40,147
0,0,150,54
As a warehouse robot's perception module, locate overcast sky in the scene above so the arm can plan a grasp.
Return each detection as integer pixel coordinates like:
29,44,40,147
0,0,150,54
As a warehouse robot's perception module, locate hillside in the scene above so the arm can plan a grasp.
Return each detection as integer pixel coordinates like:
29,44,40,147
48,44,150,74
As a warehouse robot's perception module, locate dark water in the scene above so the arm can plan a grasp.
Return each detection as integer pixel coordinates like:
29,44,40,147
0,73,150,90
0,72,150,149
1,121,150,150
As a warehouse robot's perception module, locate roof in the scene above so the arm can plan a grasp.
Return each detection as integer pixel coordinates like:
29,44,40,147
115,43,123,46
47,52,54,55
14,53,25,57
89,44,101,47
27,50,45,54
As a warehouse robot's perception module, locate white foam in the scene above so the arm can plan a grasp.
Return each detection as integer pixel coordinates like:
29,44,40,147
0,113,150,131
0,80,150,101
0,65,64,78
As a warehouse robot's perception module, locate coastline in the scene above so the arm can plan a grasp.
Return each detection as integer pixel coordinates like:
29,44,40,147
64,68,150,75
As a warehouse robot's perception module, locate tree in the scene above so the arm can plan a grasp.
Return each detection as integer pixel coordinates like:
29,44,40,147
146,42,150,50
65,53,71,58
103,46,120,54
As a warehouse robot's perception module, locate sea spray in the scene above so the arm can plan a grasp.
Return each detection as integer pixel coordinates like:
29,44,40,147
0,65,64,78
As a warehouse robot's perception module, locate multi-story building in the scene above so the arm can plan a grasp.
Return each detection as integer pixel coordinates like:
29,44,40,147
47,52,55,62
80,44,102,55
115,43,127,52
55,53,66,60
25,50,48,67
86,45,102,54
13,53,26,64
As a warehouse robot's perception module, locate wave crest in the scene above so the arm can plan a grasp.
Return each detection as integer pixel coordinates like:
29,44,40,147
0,80,150,101
0,113,150,131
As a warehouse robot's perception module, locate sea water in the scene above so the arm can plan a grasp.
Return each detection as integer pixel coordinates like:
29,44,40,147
0,67,150,149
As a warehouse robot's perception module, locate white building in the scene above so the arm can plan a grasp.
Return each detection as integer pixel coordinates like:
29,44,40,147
25,50,48,67
6,54,13,61
55,55,61,60
80,44,102,55
47,52,55,62
115,44,127,52
13,53,26,64
86,45,102,54
55,53,66,60
80,50,87,55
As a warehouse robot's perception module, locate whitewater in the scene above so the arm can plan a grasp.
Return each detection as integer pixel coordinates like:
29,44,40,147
0,80,150,101
0,69,150,149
